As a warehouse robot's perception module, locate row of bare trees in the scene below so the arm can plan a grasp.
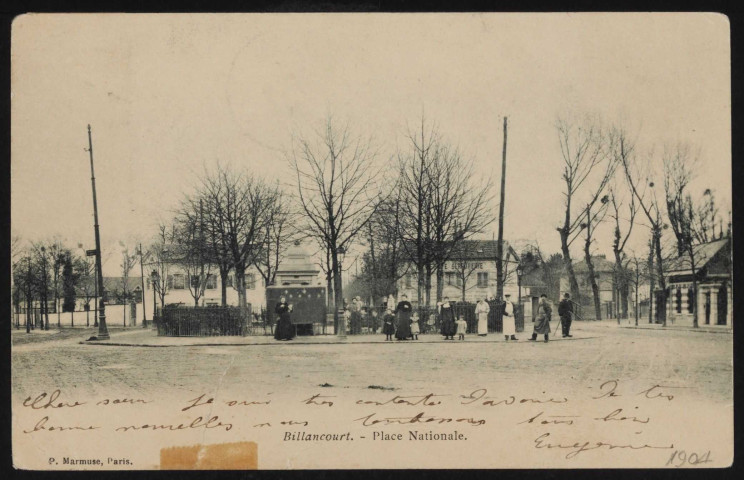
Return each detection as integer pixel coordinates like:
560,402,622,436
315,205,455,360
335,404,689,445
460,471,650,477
11,236,104,330
149,166,296,310
556,114,728,326
332,118,495,310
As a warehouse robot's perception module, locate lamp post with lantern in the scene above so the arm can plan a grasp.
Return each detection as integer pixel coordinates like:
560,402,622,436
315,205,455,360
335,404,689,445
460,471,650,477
516,263,524,323
150,269,159,328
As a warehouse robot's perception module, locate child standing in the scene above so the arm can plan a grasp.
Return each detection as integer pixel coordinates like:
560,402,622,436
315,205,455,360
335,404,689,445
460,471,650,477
456,315,467,340
410,313,420,340
382,309,395,341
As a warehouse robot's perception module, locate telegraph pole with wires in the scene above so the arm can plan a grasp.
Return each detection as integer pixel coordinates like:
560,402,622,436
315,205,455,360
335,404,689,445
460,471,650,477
86,124,110,340
495,116,508,301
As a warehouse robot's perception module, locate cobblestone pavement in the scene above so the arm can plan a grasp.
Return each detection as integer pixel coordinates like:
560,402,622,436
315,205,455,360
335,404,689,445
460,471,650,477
11,322,732,404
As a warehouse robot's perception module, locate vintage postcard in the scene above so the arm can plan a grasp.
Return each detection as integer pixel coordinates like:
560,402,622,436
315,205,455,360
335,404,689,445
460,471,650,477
10,13,732,470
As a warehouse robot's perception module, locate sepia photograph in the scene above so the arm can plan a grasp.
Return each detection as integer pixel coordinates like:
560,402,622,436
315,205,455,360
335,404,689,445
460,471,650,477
10,12,732,469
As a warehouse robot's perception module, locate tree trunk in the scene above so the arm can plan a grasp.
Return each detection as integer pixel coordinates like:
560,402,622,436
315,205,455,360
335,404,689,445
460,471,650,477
689,249,698,328
234,263,247,309
648,238,654,324
634,276,639,326
584,237,602,321
653,228,667,326
425,264,432,307
613,250,629,320
436,263,444,303
332,251,343,333
560,231,580,304
417,264,425,306
219,266,229,307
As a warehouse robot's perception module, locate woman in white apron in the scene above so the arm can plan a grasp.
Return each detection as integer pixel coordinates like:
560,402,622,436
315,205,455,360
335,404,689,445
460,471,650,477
475,298,490,336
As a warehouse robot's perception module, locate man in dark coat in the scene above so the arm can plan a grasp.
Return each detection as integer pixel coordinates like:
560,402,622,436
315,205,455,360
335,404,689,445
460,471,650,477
529,294,552,343
558,293,574,337
394,294,413,340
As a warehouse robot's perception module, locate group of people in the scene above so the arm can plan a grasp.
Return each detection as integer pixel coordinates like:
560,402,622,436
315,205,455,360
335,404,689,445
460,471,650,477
273,291,575,343
528,292,574,342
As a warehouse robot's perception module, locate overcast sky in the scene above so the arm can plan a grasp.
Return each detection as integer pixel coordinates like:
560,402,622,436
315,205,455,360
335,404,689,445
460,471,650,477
11,13,731,275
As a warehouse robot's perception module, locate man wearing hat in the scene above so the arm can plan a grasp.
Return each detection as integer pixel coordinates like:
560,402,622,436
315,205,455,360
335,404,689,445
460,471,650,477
502,293,517,341
558,292,574,338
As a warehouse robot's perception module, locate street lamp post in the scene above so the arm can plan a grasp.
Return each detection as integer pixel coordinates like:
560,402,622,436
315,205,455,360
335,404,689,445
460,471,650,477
337,246,347,338
516,264,523,315
137,243,147,327
151,270,159,329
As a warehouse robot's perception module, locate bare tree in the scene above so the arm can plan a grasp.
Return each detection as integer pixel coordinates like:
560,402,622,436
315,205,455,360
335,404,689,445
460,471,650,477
692,188,720,243
14,253,36,332
199,164,276,309
426,142,494,303
119,246,137,326
174,199,214,306
397,118,438,307
150,224,176,313
608,186,637,320
358,190,410,305
627,251,649,326
253,185,296,288
663,142,702,328
73,254,96,326
555,114,616,312
619,133,669,325
289,117,385,330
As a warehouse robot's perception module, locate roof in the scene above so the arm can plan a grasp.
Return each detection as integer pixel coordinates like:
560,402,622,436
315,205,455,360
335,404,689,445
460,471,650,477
447,240,520,262
275,241,319,274
570,255,616,274
665,237,731,274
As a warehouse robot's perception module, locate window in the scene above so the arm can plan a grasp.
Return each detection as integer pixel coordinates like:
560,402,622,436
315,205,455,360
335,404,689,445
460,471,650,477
246,273,256,290
477,272,489,288
190,275,200,288
446,272,462,287
173,274,185,290
206,274,217,290
405,274,413,288
675,288,682,313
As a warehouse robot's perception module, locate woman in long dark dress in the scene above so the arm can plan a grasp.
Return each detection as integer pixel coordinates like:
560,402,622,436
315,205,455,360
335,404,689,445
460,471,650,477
394,295,413,340
439,297,456,340
274,297,295,341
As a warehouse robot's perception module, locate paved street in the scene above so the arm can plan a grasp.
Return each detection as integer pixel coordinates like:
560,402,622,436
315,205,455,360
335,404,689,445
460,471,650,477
11,322,732,403
11,321,733,469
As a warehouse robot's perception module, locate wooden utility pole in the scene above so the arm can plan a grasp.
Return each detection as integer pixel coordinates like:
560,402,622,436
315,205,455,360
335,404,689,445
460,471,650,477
495,116,508,301
87,124,110,340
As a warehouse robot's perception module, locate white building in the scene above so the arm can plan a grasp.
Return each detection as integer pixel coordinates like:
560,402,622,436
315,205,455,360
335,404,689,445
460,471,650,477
153,266,266,309
396,240,522,305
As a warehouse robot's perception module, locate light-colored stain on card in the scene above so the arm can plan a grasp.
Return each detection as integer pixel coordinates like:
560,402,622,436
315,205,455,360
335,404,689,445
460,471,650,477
160,441,257,470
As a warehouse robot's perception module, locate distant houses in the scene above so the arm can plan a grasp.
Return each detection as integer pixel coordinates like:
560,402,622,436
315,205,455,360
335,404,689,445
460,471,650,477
396,240,522,305
560,254,618,320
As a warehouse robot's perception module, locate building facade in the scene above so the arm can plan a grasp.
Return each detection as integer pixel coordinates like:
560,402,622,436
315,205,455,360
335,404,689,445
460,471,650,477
395,240,522,305
661,237,732,328
153,267,266,309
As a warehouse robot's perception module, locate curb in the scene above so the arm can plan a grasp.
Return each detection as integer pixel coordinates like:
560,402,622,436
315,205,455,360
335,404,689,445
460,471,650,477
80,336,599,348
